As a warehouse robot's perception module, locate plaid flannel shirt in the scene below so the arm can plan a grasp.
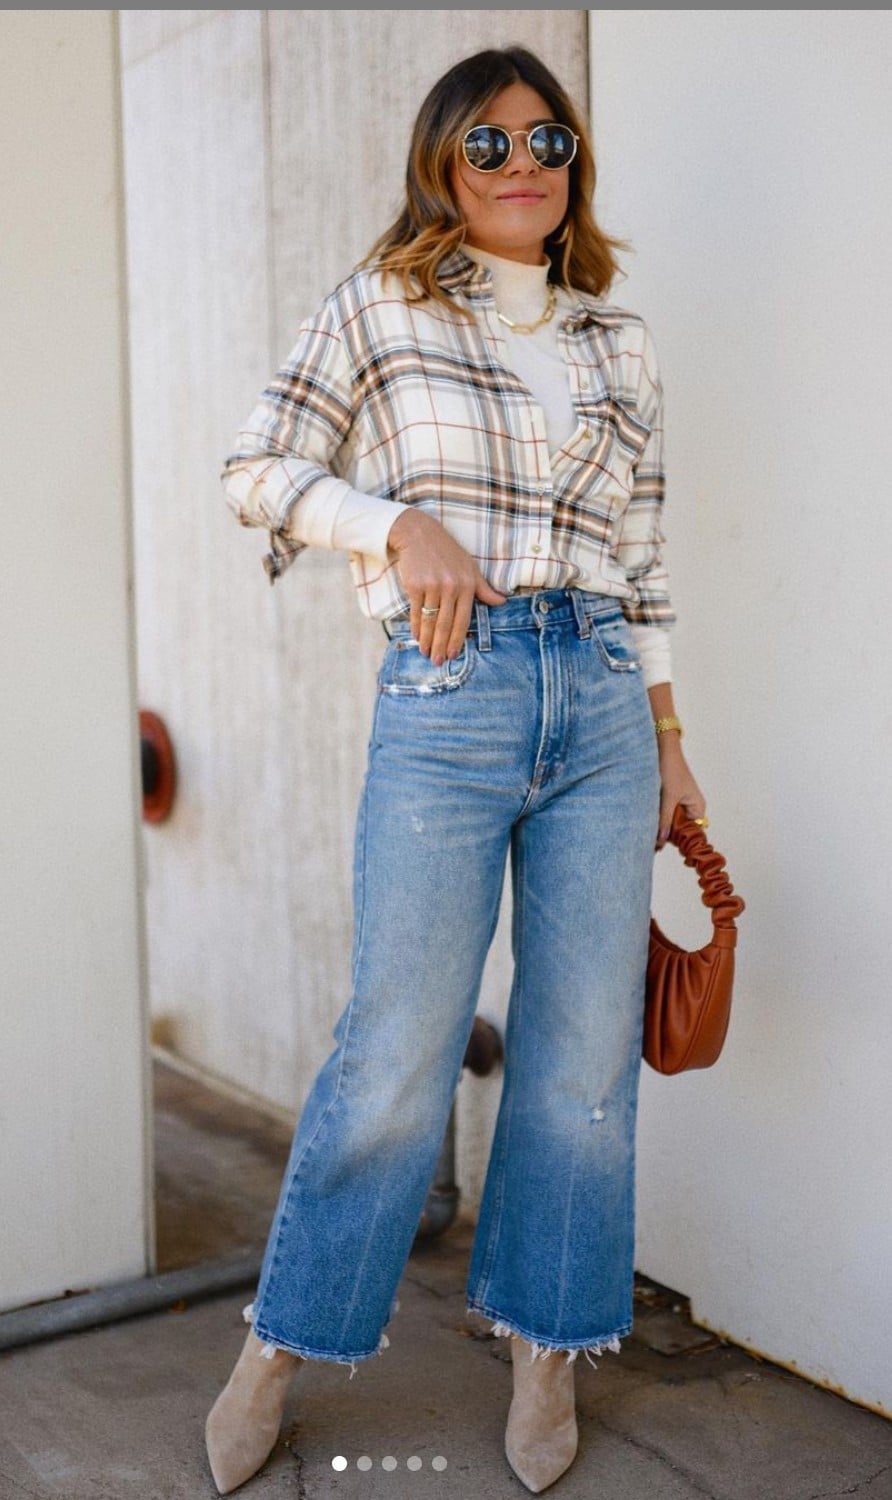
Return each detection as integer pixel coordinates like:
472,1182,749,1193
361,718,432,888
221,244,676,677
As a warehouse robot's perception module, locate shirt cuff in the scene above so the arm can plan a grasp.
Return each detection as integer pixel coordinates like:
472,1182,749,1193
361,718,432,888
627,623,672,689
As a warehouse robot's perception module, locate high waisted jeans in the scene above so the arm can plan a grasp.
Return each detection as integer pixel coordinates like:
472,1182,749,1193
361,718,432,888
242,586,662,1375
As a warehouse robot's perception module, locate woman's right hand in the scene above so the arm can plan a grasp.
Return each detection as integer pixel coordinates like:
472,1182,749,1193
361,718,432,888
386,509,508,664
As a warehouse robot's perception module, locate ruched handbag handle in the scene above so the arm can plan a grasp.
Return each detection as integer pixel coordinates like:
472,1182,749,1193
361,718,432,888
667,801,746,937
644,803,746,1073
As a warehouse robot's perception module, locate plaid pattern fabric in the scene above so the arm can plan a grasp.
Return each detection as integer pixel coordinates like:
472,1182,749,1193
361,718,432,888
221,245,675,636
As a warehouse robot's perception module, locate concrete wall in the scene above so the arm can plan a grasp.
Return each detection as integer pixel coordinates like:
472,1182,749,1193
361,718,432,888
0,12,151,1307
119,11,587,1115
589,10,892,1416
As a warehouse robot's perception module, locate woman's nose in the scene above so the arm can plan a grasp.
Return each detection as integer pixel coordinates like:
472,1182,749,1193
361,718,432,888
505,144,539,175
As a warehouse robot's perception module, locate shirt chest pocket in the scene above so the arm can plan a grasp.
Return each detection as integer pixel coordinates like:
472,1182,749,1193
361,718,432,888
577,397,652,497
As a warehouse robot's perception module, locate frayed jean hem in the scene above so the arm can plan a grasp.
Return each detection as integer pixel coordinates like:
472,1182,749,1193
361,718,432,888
242,1301,391,1380
466,1300,630,1369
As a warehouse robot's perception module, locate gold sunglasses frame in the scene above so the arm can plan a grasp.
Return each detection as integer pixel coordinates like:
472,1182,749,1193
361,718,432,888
460,122,580,173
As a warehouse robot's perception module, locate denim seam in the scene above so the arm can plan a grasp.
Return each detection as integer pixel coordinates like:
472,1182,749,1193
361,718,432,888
335,1197,387,1350
473,826,528,1307
368,676,384,752
553,1099,584,1330
514,626,551,820
614,937,650,1335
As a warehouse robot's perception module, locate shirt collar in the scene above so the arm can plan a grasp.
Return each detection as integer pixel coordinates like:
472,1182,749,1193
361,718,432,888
433,244,612,331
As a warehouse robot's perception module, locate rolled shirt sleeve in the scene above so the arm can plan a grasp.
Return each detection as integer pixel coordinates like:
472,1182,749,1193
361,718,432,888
220,294,409,583
225,466,410,563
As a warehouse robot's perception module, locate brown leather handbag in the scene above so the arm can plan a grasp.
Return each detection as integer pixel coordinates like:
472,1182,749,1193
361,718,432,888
644,801,746,1075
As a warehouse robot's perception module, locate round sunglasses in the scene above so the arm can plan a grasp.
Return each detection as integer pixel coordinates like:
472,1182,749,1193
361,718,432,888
461,122,579,173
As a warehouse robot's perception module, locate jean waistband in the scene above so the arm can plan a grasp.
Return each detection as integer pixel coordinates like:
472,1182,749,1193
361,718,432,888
381,587,626,647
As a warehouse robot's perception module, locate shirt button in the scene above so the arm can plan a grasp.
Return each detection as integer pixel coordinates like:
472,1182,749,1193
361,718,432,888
581,426,592,438
536,483,549,495
530,543,542,553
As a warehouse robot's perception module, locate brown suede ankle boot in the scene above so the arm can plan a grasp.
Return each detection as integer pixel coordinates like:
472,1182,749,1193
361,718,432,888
205,1328,305,1495
504,1334,579,1493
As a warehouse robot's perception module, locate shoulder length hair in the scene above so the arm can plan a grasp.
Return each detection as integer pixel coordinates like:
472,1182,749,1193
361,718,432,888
356,45,632,322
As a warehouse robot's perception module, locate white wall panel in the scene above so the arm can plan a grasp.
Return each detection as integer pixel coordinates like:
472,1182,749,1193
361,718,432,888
0,12,149,1305
589,7,892,1415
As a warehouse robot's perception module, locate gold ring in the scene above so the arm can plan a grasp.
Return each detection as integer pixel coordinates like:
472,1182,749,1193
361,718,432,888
693,815,710,827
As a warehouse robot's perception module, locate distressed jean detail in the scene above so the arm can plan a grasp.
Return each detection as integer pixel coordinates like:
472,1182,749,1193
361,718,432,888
476,1314,625,1369
241,588,661,1377
241,1299,396,1378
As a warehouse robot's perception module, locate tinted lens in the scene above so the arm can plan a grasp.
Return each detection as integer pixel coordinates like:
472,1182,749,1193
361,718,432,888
529,123,576,168
463,125,511,171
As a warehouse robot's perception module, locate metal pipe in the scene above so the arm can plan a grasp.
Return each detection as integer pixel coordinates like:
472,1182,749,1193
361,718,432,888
0,1252,262,1353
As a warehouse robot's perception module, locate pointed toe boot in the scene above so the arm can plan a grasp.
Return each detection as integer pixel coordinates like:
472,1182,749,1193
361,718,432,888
504,1334,579,1493
205,1328,305,1495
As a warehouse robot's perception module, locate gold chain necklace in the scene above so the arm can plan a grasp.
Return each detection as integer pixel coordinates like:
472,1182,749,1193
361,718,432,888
496,282,557,335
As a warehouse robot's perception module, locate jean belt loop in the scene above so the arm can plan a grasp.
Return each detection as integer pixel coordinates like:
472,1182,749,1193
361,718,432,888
569,588,591,638
474,598,492,652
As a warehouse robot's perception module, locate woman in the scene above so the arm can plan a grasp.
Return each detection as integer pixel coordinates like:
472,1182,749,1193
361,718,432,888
207,44,706,1496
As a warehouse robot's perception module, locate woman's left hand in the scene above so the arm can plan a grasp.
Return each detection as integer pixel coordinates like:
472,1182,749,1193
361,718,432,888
655,740,707,851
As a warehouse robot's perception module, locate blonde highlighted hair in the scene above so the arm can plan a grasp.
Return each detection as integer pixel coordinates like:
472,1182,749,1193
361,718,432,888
356,45,632,321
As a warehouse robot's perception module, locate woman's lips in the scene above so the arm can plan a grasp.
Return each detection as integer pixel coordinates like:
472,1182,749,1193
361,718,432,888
497,193,546,202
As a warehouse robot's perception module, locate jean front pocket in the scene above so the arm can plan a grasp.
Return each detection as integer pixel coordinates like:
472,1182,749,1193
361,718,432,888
377,635,477,696
586,611,642,672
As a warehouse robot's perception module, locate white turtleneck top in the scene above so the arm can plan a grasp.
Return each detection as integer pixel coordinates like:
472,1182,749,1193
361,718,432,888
460,242,581,457
283,243,672,686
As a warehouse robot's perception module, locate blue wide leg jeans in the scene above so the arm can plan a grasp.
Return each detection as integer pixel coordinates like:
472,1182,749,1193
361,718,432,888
243,587,662,1375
